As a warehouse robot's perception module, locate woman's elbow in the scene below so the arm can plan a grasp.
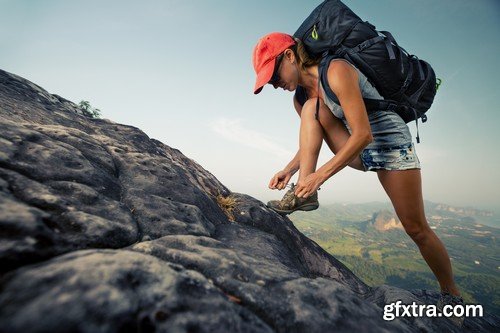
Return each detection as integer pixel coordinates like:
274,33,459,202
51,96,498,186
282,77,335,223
365,132,374,145
354,131,373,147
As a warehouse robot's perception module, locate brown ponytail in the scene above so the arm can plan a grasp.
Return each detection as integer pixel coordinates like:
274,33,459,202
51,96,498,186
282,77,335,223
291,38,321,70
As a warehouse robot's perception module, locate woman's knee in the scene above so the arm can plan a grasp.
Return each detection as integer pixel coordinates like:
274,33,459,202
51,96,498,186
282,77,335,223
301,98,320,118
301,98,334,124
403,220,433,244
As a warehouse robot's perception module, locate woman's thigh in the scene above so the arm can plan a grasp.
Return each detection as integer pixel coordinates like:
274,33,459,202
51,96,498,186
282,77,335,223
302,98,365,171
376,169,429,233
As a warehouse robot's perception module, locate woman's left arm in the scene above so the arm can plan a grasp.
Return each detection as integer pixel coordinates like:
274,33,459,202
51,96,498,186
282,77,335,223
295,60,373,198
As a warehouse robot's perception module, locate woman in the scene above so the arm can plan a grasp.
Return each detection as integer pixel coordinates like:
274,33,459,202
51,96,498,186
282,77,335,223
252,32,464,325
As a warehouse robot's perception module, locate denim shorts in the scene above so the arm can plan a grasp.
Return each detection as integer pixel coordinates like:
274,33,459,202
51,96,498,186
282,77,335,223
360,143,421,172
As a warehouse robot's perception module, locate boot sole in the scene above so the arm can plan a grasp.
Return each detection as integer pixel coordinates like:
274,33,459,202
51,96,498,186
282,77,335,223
269,203,319,215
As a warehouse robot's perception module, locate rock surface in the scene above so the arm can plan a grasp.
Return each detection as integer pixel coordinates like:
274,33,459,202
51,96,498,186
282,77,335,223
0,69,498,332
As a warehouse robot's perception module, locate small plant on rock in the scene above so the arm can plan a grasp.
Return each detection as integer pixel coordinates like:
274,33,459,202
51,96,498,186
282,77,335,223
216,193,238,222
78,100,101,118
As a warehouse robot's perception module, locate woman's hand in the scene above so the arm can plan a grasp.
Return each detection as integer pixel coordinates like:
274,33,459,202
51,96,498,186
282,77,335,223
294,172,325,198
269,170,292,190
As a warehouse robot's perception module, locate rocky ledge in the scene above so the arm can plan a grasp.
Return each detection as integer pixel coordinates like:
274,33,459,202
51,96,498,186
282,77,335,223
0,69,497,332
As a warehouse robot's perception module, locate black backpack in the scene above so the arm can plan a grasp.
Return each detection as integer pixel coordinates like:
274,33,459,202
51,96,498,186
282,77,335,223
293,0,440,143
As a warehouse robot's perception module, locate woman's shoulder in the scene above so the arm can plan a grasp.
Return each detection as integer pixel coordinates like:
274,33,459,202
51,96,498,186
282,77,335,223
326,58,360,94
327,58,359,80
328,58,357,69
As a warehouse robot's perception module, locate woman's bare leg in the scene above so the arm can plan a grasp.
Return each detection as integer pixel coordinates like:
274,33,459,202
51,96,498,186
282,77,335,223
298,98,364,182
298,98,459,294
377,169,461,296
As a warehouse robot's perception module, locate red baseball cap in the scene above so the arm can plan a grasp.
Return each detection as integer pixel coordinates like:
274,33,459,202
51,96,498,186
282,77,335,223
252,32,296,94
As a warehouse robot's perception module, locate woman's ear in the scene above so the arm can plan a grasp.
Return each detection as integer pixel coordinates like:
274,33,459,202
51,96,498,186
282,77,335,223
285,49,295,64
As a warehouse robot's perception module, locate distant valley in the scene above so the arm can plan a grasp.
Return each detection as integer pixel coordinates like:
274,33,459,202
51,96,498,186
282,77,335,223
290,201,499,315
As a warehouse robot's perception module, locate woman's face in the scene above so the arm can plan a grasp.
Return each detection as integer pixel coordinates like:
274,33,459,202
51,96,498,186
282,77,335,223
269,49,299,92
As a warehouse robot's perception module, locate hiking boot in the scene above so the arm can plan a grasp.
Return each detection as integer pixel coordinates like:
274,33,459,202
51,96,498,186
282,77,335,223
436,291,465,328
267,183,319,215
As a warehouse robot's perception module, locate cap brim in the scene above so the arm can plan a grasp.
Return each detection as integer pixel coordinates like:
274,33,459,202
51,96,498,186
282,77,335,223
253,58,276,94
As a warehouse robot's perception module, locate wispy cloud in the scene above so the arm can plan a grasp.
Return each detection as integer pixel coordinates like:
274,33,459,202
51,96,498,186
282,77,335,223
210,118,293,157
446,66,463,83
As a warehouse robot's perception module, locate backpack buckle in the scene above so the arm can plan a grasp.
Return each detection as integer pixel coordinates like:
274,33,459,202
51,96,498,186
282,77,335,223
387,103,398,112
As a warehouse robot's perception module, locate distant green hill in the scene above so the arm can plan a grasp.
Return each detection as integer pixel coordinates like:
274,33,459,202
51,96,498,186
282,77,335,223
290,201,500,315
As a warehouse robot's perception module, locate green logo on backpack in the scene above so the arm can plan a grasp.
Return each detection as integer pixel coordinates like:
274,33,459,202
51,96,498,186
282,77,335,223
312,25,319,40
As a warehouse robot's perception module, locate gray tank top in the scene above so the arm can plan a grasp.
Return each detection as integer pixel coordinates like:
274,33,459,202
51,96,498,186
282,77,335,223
319,59,412,149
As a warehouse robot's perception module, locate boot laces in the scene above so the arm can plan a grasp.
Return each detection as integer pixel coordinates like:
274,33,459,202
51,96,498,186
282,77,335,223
284,182,321,191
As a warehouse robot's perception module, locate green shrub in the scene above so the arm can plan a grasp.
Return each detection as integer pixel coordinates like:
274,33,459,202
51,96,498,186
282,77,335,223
78,100,101,118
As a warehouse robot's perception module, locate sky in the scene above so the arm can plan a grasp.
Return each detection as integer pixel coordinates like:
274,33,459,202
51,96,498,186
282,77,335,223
1,0,499,211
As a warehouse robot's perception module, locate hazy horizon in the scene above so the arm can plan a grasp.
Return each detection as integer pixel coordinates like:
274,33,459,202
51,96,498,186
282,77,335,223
300,200,500,227
1,0,499,211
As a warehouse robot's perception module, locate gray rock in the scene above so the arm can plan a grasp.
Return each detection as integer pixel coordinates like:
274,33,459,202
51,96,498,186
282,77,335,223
0,249,272,333
0,68,498,332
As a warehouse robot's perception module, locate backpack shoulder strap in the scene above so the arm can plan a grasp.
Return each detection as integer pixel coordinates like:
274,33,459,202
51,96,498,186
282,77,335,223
318,54,341,105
